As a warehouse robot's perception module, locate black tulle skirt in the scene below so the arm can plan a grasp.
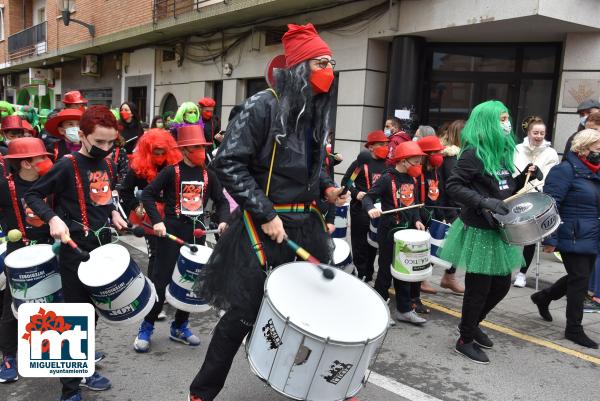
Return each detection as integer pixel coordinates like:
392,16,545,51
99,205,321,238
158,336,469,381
195,209,333,312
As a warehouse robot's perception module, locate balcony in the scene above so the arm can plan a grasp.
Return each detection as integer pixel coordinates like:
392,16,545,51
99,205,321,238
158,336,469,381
153,0,224,22
7,21,47,60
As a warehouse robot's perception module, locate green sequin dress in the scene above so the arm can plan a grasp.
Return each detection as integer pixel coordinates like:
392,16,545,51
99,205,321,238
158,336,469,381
438,218,524,276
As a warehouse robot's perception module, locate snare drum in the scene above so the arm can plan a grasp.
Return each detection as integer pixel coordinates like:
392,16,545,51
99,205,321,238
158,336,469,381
247,262,388,401
166,245,213,313
367,202,381,249
332,238,353,274
0,242,6,291
333,202,350,239
428,220,452,269
5,244,63,319
78,244,156,325
493,192,561,246
392,229,432,282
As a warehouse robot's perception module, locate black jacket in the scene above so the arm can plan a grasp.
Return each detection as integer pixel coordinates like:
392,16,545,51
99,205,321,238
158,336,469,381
342,153,387,214
120,120,144,154
212,90,336,225
446,148,527,229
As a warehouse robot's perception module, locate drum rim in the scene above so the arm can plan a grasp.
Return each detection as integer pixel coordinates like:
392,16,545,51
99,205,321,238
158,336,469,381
262,263,389,345
4,243,55,269
78,243,135,287
499,215,562,245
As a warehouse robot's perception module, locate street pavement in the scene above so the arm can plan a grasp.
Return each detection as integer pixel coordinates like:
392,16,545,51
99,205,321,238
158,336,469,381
1,233,599,401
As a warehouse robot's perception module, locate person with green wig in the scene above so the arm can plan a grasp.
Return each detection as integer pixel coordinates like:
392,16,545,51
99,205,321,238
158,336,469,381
170,102,204,139
0,101,15,121
439,100,541,364
16,105,39,134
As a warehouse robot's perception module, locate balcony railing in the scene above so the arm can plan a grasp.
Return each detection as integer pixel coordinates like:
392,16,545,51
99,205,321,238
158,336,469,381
7,21,47,60
153,0,223,23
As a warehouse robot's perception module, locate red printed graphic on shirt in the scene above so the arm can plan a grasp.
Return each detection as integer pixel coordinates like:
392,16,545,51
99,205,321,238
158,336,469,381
399,183,415,207
180,181,204,216
88,170,112,206
23,200,45,228
372,173,381,185
427,179,440,201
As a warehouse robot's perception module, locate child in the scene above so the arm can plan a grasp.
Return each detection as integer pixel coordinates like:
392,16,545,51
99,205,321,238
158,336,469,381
43,109,83,161
0,137,53,384
133,124,229,353
363,141,428,325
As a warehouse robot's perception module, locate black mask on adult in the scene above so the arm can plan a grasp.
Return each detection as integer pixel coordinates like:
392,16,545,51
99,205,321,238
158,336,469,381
587,151,600,165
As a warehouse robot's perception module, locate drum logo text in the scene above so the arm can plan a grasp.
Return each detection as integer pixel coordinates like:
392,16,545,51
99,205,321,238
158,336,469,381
323,360,353,385
541,215,558,231
262,319,283,350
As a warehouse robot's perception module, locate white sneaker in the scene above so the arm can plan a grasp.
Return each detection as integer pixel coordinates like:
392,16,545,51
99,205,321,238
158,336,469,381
385,299,396,327
394,310,427,325
513,272,526,288
157,311,167,321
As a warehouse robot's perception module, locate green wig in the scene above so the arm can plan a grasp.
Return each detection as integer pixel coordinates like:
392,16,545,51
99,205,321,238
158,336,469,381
110,108,121,121
16,105,39,128
460,100,517,180
0,101,15,116
174,102,199,124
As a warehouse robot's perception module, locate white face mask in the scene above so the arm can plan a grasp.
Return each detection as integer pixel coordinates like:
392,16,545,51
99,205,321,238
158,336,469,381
384,128,392,137
412,136,419,142
580,116,588,126
500,120,512,135
64,126,81,143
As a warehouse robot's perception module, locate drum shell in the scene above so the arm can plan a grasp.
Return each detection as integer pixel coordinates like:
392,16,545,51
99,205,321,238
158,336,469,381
166,246,212,313
332,238,353,274
0,242,6,291
333,203,350,239
366,202,381,249
247,289,386,401
392,230,432,282
5,244,63,319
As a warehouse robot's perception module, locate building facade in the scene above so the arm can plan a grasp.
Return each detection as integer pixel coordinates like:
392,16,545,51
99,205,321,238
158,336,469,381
1,0,599,176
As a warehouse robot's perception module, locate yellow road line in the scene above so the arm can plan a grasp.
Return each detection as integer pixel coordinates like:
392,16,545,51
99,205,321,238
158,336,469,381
422,299,600,366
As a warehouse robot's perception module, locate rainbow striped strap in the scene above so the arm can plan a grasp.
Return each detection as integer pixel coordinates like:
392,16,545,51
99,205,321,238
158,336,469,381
272,203,326,230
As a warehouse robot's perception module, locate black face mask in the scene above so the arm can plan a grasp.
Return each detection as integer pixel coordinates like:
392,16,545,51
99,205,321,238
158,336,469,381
83,137,111,159
587,151,600,165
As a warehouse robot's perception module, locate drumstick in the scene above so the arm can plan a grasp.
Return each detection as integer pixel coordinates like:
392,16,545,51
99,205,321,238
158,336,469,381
340,166,361,195
284,238,335,280
193,228,220,238
62,234,90,262
141,222,199,253
503,182,543,203
380,203,425,215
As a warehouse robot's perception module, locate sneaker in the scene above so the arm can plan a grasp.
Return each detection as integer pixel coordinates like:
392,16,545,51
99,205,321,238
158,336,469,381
0,356,18,383
189,394,203,401
565,331,599,349
157,311,167,321
59,392,82,401
531,291,553,322
411,298,430,314
473,327,494,349
420,280,437,295
133,320,154,353
385,299,396,327
394,310,427,325
170,320,201,346
94,351,104,363
455,339,489,364
513,272,526,288
80,372,112,391
583,298,600,313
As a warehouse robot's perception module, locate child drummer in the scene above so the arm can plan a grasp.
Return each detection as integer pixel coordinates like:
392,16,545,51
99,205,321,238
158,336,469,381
0,137,53,384
363,141,428,325
25,106,128,401
134,124,230,353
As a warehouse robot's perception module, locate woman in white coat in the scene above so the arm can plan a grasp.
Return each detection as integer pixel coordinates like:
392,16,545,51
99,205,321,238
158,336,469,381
513,116,560,287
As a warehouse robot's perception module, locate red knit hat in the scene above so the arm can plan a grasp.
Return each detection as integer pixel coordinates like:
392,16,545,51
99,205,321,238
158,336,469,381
364,130,389,148
45,109,83,138
176,125,211,147
391,141,426,162
282,23,332,67
198,97,216,107
4,137,50,159
417,136,445,152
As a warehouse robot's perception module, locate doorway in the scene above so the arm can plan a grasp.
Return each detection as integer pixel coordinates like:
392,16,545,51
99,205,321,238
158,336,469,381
129,86,147,123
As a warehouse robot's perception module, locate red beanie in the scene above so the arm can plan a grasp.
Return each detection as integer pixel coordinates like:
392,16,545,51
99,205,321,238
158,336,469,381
282,23,332,67
198,97,216,107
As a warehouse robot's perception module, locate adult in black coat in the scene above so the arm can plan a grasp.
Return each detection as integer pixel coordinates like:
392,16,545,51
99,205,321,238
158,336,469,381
119,101,144,154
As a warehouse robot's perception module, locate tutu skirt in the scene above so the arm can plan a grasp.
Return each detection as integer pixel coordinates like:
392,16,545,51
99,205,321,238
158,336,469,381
438,219,524,276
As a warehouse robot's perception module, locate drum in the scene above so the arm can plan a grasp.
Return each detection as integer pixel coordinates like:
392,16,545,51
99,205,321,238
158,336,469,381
333,202,350,239
493,192,561,246
247,262,388,401
332,238,353,274
0,242,6,291
367,202,381,249
392,229,432,282
78,244,156,325
5,244,63,318
166,245,213,313
428,220,453,269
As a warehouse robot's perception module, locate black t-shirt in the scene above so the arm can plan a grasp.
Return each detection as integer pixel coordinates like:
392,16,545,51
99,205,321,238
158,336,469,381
142,161,230,225
25,152,117,235
0,174,52,252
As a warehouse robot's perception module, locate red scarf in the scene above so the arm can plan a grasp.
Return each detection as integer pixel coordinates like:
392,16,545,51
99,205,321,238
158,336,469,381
579,156,600,174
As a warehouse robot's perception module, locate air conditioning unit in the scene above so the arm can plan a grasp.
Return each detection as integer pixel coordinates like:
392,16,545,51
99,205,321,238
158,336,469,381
81,55,100,77
5,74,14,87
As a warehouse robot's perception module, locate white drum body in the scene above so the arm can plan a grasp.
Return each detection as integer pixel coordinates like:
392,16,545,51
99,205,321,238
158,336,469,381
247,262,388,401
333,202,350,239
166,245,213,313
5,244,63,318
332,238,353,274
0,242,6,291
78,244,156,326
367,202,381,249
392,229,432,282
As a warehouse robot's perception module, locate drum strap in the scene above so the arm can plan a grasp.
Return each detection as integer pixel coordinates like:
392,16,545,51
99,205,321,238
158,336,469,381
389,173,400,224
0,156,6,178
113,146,120,164
420,174,425,203
53,142,59,161
173,164,208,217
7,174,29,244
243,202,326,267
265,88,279,197
364,164,370,190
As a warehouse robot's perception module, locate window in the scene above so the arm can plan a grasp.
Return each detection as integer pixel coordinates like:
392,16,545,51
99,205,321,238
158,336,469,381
162,50,176,62
212,80,223,120
0,6,5,41
265,30,284,46
80,88,113,108
246,78,268,98
162,93,178,115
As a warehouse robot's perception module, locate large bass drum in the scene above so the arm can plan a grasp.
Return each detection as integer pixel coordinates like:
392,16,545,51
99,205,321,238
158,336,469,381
493,192,561,246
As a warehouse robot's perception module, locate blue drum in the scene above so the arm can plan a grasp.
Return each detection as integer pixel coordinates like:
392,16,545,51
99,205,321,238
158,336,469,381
79,244,157,325
333,202,350,239
367,202,381,249
166,245,213,313
332,238,353,274
5,244,63,319
429,219,452,269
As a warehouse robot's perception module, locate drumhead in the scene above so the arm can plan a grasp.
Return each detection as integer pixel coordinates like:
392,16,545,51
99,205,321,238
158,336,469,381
78,244,130,286
4,244,54,269
495,192,554,224
266,261,388,343
332,238,350,265
180,245,212,264
394,229,431,243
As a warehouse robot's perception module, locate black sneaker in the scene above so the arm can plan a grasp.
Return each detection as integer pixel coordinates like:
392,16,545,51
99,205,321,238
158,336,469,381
531,291,553,322
565,331,599,349
473,327,493,349
455,339,490,364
